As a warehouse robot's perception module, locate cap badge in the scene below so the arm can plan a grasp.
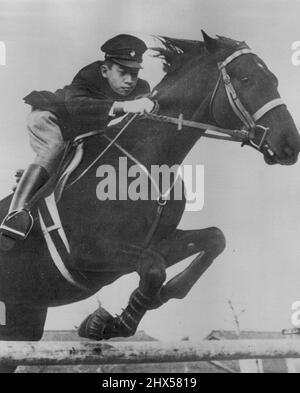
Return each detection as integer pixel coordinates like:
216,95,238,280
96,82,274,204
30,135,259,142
130,50,136,57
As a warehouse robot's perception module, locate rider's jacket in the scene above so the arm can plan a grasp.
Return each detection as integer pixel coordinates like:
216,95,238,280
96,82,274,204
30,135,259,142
23,61,151,140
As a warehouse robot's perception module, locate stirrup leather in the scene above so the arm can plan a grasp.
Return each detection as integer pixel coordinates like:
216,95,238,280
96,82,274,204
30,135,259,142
0,209,34,240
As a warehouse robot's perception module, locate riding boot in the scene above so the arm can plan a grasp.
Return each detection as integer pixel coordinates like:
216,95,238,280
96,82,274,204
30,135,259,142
0,164,49,249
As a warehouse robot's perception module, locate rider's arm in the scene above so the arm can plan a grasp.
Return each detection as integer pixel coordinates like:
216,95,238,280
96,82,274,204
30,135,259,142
64,82,118,132
64,82,153,133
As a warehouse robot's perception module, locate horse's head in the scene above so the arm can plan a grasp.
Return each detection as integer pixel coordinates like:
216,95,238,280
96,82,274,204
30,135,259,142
153,33,300,166
202,32,300,165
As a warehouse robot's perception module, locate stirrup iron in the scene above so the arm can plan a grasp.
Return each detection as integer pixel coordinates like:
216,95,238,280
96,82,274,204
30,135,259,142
0,209,34,240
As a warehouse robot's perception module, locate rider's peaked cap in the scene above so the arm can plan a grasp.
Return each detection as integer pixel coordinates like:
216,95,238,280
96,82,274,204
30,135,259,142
101,34,148,69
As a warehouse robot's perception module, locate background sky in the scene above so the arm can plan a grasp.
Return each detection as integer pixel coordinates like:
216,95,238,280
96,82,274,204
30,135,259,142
1,0,300,341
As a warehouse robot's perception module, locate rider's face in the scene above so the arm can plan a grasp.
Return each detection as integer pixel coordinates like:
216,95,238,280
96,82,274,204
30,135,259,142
101,63,139,96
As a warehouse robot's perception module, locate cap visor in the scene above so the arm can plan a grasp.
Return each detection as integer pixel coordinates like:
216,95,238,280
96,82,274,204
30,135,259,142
111,59,143,69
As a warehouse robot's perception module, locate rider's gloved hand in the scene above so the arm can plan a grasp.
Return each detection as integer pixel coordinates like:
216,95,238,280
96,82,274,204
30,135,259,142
123,98,154,114
113,98,154,115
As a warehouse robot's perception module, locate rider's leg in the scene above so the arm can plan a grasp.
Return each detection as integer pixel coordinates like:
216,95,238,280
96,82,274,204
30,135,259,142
0,110,65,246
8,164,49,214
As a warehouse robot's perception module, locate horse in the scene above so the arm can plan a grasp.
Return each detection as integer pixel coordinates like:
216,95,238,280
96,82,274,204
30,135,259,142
0,31,299,372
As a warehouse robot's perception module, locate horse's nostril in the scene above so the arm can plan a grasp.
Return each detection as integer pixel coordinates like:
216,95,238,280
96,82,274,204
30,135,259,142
284,146,293,157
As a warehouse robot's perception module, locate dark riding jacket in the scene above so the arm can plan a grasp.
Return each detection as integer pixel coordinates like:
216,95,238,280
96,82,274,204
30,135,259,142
23,61,151,140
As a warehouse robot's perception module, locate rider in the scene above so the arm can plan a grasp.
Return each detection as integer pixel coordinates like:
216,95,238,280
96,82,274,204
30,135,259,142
0,34,154,250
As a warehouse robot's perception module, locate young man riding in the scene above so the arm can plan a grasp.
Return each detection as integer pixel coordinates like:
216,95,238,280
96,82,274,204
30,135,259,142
0,34,154,250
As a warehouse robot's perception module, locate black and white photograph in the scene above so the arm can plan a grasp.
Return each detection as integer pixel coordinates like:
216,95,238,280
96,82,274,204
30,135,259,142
0,0,300,375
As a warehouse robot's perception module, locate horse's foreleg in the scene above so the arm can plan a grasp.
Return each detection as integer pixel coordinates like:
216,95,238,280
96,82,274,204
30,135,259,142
78,227,225,341
157,227,226,304
0,302,48,373
114,227,226,334
114,248,167,335
78,248,167,341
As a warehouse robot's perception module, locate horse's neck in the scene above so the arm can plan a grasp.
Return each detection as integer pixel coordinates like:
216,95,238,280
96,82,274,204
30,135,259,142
148,59,220,164
150,82,216,166
119,58,219,168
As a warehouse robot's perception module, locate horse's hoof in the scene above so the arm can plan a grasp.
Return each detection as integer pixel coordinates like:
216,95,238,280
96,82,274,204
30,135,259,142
78,306,115,341
0,234,16,251
78,306,136,340
105,319,136,339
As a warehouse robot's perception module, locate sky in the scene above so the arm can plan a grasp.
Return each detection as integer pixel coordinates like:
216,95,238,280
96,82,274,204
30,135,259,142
1,0,300,341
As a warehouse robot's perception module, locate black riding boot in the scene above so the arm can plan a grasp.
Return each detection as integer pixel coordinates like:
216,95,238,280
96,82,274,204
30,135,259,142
0,164,49,250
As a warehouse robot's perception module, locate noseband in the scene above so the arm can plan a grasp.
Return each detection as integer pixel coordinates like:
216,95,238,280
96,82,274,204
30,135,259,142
209,48,286,153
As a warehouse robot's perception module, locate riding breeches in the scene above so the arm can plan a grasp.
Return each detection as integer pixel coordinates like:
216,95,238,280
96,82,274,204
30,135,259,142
27,110,66,174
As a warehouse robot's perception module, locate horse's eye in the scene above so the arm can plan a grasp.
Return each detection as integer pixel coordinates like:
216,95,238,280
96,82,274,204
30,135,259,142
241,77,250,83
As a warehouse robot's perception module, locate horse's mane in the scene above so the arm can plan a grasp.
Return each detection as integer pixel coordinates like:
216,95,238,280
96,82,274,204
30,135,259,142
152,35,246,74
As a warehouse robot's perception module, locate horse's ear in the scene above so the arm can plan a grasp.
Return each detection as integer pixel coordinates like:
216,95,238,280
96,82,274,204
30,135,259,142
201,30,218,52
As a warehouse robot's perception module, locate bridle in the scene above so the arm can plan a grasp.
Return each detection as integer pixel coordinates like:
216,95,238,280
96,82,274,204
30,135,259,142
144,47,286,156
209,48,285,153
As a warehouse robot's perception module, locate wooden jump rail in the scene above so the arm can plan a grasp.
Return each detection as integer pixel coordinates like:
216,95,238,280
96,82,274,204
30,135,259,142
1,339,300,366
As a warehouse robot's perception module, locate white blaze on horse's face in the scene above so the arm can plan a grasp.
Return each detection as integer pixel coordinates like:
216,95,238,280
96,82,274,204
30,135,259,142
204,34,300,165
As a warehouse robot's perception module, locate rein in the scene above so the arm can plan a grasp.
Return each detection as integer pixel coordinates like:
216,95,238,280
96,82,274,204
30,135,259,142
143,112,249,143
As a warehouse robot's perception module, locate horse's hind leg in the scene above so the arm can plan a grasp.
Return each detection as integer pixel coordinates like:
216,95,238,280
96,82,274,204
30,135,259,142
158,227,226,303
0,302,47,373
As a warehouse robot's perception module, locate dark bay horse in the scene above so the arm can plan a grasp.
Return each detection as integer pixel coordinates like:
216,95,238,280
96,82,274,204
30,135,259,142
0,32,299,370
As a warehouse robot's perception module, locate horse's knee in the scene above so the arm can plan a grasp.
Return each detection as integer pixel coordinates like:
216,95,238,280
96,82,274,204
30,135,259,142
141,264,167,291
208,227,226,256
